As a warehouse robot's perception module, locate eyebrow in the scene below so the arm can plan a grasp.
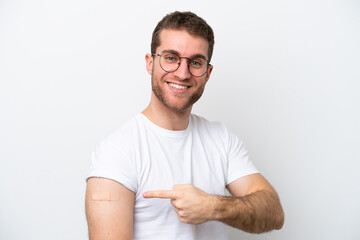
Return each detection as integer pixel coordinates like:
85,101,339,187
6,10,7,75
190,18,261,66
161,49,208,61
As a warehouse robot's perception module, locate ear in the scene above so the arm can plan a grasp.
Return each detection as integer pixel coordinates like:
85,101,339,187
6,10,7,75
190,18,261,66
205,65,213,82
145,53,153,75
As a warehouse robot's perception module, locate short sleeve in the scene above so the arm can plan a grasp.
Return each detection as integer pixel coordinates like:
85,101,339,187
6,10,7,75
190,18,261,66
86,138,138,193
225,129,259,185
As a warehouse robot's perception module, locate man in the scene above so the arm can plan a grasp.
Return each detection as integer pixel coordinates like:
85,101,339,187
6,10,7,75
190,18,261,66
85,11,284,240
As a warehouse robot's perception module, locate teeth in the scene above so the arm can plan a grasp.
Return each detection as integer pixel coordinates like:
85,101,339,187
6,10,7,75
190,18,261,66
169,83,187,90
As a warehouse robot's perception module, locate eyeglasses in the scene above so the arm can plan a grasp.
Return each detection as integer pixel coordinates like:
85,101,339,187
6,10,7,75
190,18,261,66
152,52,211,77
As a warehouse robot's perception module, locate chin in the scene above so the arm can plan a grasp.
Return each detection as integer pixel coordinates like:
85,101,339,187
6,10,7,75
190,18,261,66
164,101,192,112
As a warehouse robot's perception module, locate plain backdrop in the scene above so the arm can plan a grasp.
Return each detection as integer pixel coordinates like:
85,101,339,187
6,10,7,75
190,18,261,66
1,0,359,239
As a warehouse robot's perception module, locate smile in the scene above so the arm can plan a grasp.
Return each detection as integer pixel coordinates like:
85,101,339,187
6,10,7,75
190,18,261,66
168,82,189,90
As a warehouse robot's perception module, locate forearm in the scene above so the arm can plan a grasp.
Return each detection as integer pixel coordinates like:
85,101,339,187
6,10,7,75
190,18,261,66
211,190,284,233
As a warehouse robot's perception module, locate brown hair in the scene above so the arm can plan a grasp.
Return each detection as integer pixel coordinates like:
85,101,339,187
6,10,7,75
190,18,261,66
151,11,215,62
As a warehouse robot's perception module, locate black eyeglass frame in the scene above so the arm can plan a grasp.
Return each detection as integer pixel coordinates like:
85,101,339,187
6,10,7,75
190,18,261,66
152,52,212,77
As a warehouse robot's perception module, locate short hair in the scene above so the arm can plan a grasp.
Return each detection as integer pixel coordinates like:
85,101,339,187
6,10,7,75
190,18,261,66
151,11,215,62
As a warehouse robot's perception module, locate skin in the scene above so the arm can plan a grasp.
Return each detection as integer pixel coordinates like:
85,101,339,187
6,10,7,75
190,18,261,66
142,29,213,130
85,29,284,240
143,174,284,233
85,178,135,240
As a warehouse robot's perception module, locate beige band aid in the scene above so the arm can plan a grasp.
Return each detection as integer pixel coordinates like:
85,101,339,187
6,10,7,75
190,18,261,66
92,192,120,201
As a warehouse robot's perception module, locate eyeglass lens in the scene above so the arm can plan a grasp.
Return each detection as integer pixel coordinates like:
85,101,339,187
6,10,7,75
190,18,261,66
159,52,208,77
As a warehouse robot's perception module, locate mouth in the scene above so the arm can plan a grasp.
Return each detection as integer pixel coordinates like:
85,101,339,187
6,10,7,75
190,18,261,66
167,82,190,90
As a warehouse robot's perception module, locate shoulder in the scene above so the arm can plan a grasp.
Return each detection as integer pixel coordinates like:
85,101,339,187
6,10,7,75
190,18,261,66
98,114,144,151
88,115,142,193
190,114,243,150
190,114,228,137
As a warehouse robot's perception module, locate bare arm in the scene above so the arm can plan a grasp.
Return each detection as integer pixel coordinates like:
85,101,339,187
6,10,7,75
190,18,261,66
144,173,284,233
216,173,284,233
85,177,135,240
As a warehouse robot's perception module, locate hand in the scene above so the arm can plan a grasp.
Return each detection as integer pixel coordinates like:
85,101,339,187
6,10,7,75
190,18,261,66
143,184,215,224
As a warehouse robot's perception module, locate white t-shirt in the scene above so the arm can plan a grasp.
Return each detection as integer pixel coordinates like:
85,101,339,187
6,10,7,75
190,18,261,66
87,113,259,240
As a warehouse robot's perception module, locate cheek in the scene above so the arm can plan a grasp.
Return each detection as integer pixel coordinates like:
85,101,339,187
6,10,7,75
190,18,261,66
197,77,208,87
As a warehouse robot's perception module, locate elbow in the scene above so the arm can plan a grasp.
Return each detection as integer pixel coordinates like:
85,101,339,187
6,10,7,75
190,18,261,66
258,204,285,233
246,209,285,234
261,195,285,232
272,209,284,231
271,192,285,231
275,207,285,230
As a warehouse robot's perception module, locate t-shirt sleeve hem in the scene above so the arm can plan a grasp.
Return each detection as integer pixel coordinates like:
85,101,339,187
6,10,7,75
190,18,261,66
226,169,260,186
86,168,136,193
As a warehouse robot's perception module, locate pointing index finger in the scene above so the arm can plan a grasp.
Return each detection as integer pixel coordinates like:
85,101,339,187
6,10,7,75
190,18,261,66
143,190,177,199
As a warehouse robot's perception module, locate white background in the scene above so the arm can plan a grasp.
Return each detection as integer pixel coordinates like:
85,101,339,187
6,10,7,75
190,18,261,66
1,0,359,239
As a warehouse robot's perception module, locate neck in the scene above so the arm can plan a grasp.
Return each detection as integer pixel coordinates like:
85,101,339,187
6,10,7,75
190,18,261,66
142,95,192,131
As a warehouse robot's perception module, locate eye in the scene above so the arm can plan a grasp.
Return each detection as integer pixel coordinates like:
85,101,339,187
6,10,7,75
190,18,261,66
163,53,179,63
166,56,176,61
190,59,203,68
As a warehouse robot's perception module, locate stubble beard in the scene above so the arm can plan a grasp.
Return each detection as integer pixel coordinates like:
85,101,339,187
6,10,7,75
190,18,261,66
151,74,205,112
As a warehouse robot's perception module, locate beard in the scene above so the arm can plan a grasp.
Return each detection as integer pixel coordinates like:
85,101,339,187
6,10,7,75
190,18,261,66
151,74,206,112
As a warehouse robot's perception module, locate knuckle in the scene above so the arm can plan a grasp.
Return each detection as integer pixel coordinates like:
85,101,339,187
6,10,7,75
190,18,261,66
178,210,187,218
179,216,188,223
174,200,183,208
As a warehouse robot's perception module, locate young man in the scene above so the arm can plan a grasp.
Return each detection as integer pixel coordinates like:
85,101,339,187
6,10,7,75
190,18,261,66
85,11,284,240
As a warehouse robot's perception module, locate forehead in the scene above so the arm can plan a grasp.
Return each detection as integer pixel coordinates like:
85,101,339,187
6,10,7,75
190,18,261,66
157,29,209,58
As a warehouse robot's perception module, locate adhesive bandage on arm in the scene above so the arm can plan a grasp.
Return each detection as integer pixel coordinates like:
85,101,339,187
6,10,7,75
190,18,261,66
91,192,121,201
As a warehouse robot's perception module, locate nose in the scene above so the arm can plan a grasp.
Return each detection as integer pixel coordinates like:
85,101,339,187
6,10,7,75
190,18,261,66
173,58,191,80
